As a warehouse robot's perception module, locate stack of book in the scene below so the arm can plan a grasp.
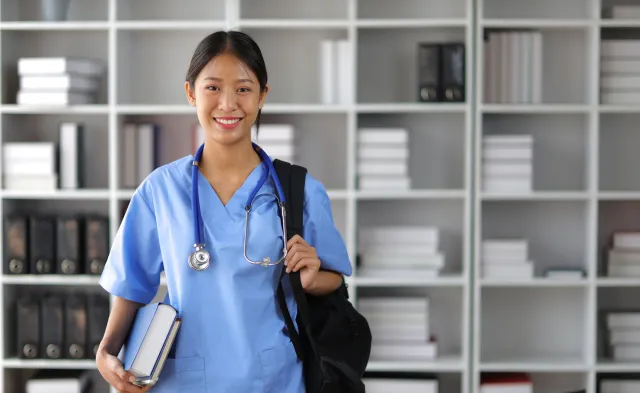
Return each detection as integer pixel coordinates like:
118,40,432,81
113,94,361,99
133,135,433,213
3,142,58,190
481,239,533,279
120,123,159,189
605,311,640,361
17,57,103,106
252,124,296,163
358,296,437,362
480,373,533,393
357,128,411,190
603,4,640,19
482,134,533,193
357,225,444,279
601,39,640,106
600,377,640,393
483,30,543,104
605,232,640,278
319,39,351,105
363,375,438,393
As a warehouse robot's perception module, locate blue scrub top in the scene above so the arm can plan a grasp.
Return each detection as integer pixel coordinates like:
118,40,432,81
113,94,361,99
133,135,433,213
99,154,352,393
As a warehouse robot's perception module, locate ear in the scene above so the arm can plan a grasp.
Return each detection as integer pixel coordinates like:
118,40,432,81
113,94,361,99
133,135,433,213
185,81,196,106
258,84,270,109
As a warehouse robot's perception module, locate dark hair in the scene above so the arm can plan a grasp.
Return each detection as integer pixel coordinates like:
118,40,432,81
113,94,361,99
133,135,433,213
186,30,268,131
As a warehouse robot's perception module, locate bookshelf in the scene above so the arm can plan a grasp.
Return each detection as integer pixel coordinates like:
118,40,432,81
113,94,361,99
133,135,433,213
0,0,637,392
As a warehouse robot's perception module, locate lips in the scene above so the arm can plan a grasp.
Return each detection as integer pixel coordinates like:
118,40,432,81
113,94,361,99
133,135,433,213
214,117,243,129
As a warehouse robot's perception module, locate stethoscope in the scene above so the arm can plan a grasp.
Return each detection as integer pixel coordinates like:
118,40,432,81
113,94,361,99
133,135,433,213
188,142,288,271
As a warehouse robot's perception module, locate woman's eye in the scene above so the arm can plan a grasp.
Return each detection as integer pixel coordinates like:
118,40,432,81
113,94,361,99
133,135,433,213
207,86,219,91
238,87,250,93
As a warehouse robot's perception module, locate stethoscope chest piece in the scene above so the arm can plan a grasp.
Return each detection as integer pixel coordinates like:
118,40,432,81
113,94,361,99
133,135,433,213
188,243,210,271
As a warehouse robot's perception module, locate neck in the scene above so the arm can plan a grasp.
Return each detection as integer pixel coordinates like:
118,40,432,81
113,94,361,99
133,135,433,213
199,138,261,178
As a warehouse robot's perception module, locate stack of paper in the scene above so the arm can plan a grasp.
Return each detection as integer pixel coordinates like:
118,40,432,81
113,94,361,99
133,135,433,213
26,370,92,393
480,373,533,393
605,232,640,278
357,128,411,190
17,57,103,105
3,142,58,190
601,40,640,105
481,239,533,279
358,297,437,362
357,225,444,279
252,124,296,163
319,39,351,105
600,377,640,393
482,134,533,193
605,311,640,361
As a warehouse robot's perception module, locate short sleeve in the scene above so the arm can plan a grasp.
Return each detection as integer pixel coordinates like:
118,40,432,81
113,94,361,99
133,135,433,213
99,185,163,304
302,174,353,276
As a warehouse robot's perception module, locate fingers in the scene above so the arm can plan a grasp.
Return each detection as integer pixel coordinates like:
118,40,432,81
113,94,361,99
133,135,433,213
286,251,315,273
286,234,307,250
108,357,149,393
291,257,318,273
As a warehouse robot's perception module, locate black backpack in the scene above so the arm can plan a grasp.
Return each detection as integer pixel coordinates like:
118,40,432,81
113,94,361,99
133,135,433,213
273,159,372,393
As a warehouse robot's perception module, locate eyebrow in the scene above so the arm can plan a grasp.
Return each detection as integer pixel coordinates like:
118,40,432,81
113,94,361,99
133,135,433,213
203,77,254,83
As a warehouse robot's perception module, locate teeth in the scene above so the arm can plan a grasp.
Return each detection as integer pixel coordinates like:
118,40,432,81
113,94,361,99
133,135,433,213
216,118,240,125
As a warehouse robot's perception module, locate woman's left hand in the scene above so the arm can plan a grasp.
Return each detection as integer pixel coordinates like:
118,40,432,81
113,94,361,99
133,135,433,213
285,235,320,290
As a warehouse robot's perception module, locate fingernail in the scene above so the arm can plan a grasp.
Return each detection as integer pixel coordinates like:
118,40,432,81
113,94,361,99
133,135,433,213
129,376,136,383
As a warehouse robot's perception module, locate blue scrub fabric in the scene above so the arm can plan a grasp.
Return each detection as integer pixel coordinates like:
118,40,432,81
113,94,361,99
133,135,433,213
99,154,352,393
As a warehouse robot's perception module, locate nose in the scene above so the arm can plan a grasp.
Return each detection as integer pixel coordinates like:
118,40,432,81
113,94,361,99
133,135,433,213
218,88,238,112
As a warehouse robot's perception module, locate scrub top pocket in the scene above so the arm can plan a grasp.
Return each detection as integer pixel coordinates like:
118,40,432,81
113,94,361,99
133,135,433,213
259,341,304,393
152,355,207,392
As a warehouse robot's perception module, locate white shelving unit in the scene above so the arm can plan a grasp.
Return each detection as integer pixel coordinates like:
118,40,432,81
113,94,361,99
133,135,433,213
3,0,639,392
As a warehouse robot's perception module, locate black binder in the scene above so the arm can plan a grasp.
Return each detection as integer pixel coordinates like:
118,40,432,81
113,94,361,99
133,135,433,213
64,294,87,359
41,294,64,359
57,217,83,275
417,43,441,102
85,217,108,275
17,296,40,358
29,216,55,274
441,43,466,102
4,216,29,274
87,295,110,358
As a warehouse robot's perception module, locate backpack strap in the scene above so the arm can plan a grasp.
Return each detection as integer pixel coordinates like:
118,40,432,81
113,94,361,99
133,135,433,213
273,159,308,361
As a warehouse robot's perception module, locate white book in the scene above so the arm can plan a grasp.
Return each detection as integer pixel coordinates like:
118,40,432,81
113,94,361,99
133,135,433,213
610,328,640,344
609,249,640,264
358,175,411,190
362,310,428,327
259,143,295,158
359,225,438,246
358,128,408,144
521,32,531,104
357,267,441,279
370,323,429,343
531,32,543,104
610,5,640,19
357,160,408,176
484,38,491,103
59,122,82,189
608,264,640,277
510,31,520,104
320,40,335,104
358,297,428,314
4,174,58,190
482,262,534,279
481,385,532,393
361,244,440,258
601,91,640,105
3,159,56,175
483,146,533,160
20,74,99,92
17,91,92,105
370,342,437,361
360,252,445,269
122,123,138,188
601,59,640,74
614,232,640,249
613,344,640,360
336,40,352,105
358,146,409,160
17,57,104,76
253,124,294,142
483,177,532,193
363,378,438,393
483,162,532,177
136,124,157,184
490,32,501,103
500,32,510,103
3,142,56,159
601,380,640,393
601,75,640,90
483,134,533,147
608,312,640,329
601,40,640,58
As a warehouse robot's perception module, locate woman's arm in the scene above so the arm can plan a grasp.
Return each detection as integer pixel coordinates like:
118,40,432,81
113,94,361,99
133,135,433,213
97,296,144,356
304,269,343,296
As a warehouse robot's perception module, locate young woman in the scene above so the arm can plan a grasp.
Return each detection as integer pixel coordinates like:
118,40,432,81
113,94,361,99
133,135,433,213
95,30,352,393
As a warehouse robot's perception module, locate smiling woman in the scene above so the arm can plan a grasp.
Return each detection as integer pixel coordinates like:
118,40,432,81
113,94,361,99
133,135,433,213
94,30,353,393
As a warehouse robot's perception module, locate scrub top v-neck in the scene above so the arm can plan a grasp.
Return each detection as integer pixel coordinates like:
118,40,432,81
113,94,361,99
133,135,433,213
99,154,352,393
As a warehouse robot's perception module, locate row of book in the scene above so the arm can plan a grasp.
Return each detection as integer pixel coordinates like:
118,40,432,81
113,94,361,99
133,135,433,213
16,57,104,106
121,122,159,189
357,128,411,190
483,30,543,104
604,232,640,278
4,215,109,275
482,134,532,193
16,292,109,360
418,42,466,102
359,296,437,362
320,39,352,105
357,225,444,279
605,310,640,361
3,123,84,191
601,39,640,106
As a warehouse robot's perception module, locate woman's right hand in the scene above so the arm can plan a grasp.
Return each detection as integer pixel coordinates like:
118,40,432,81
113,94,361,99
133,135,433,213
96,349,151,393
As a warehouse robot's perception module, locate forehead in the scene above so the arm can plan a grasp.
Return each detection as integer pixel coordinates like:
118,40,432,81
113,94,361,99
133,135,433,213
199,52,256,81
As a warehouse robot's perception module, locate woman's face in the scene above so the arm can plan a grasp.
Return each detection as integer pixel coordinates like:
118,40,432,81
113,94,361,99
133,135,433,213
185,52,268,147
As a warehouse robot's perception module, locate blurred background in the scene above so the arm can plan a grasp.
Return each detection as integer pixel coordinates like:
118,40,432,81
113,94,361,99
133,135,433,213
1,0,639,392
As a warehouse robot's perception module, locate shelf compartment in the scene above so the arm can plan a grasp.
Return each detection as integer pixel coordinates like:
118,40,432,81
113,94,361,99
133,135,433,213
1,30,109,105
240,0,347,20
1,0,108,22
482,0,591,20
597,200,640,278
599,114,640,192
240,27,348,105
481,113,589,192
481,200,590,278
357,199,467,277
117,0,224,21
597,287,640,364
256,113,348,190
478,372,587,393
356,286,465,366
357,0,468,20
2,113,110,190
480,287,589,365
358,112,467,191
357,26,467,104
